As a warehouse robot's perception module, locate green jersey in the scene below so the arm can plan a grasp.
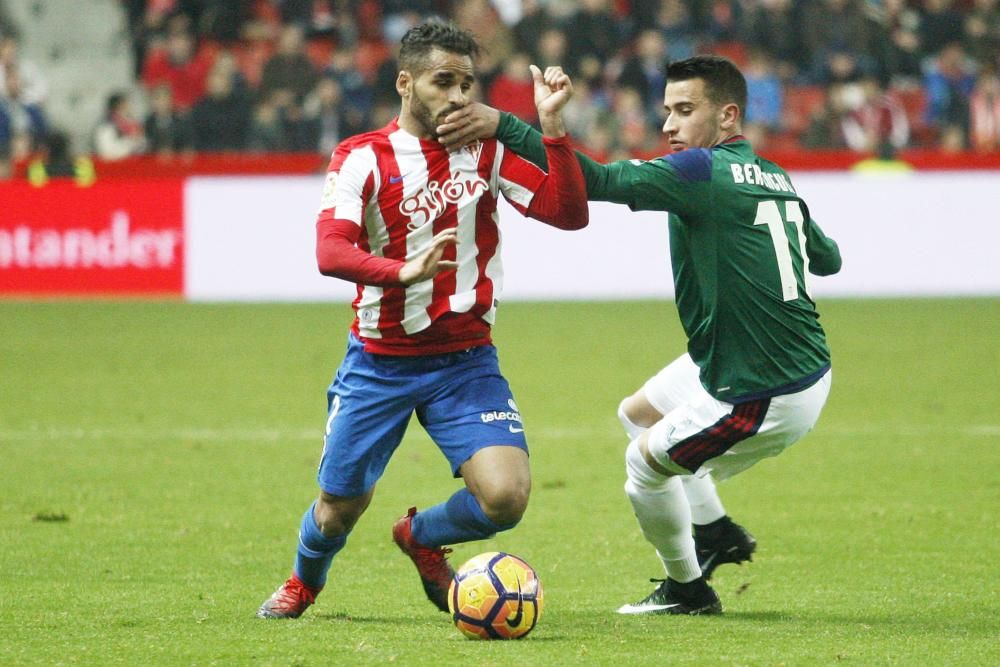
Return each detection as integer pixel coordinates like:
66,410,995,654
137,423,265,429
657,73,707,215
497,113,842,402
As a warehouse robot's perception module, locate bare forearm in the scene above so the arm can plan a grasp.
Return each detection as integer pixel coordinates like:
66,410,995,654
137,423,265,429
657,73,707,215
538,111,566,139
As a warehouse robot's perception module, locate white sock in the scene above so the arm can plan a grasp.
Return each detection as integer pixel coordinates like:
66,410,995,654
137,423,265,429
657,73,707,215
617,400,647,440
624,438,702,583
682,474,727,525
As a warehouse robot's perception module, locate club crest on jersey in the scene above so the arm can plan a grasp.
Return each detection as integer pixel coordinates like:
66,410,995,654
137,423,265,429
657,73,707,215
319,171,338,209
463,140,483,161
399,173,489,231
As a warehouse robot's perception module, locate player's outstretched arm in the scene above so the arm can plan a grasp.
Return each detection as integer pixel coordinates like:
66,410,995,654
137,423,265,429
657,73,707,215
437,103,501,152
515,65,588,231
398,228,459,286
317,220,457,287
532,64,570,138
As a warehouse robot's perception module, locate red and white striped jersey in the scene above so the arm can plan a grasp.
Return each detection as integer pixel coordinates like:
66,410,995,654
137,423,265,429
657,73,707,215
316,119,586,355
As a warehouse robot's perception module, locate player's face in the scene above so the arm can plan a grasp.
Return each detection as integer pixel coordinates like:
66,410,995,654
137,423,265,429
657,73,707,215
400,48,475,140
661,78,728,151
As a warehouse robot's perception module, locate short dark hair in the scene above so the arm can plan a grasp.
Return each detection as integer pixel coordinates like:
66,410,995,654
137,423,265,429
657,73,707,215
666,56,747,118
398,21,481,74
106,92,127,114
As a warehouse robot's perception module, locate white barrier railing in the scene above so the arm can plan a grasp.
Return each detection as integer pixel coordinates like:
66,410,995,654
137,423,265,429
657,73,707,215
184,171,1000,301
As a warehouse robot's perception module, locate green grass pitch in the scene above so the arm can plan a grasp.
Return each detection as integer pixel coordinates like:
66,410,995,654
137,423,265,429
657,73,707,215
2,298,998,665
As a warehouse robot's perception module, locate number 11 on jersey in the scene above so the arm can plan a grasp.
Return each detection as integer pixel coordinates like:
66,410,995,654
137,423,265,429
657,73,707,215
753,199,811,301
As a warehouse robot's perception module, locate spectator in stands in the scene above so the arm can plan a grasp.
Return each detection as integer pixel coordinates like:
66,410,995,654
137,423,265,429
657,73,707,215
618,29,668,125
144,84,194,158
276,0,353,41
970,66,1000,151
455,0,515,70
260,24,320,102
368,36,404,131
0,64,47,162
920,0,966,57
124,0,178,78
814,49,867,87
281,90,315,152
581,117,616,162
0,1,18,40
326,46,374,137
302,76,346,156
246,87,314,153
488,51,536,126
800,0,880,84
740,0,803,81
378,0,439,34
703,0,743,44
838,76,910,152
142,22,214,111
32,129,75,177
0,35,48,106
94,92,147,160
566,0,623,73
512,0,556,58
105,0,1000,157
190,67,251,151
923,41,976,134
27,129,96,186
533,27,569,70
211,48,254,100
247,93,288,152
801,83,851,149
560,78,604,144
196,0,252,43
872,0,924,86
653,0,697,63
608,87,654,158
938,122,967,151
743,49,784,148
964,0,1000,66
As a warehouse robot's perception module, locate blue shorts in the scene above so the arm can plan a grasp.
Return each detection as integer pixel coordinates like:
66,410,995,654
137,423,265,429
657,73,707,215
317,334,528,497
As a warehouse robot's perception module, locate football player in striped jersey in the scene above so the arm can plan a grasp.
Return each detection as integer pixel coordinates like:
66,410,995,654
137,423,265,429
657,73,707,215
258,22,588,619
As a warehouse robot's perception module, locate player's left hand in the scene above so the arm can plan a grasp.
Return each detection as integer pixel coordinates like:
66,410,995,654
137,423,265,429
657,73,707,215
532,65,574,116
437,103,500,152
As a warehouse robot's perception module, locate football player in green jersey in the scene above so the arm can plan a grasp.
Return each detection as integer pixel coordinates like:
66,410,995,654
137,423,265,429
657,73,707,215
436,55,842,615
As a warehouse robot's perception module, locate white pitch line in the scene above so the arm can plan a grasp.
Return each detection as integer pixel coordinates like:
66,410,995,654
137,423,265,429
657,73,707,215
0,427,319,442
0,424,997,443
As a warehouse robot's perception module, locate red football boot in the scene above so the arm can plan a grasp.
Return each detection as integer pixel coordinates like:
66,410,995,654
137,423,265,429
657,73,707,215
392,507,455,612
256,573,321,619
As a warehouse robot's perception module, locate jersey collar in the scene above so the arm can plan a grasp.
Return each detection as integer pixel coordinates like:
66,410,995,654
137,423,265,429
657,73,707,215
716,134,746,147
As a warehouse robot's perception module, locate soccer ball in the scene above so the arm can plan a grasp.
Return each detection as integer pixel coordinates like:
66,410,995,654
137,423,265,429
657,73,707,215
447,551,544,640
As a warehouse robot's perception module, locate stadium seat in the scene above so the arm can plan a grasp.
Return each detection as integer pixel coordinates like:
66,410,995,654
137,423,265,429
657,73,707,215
233,39,276,89
708,41,749,69
892,87,937,146
782,86,827,136
7,0,134,152
306,38,335,70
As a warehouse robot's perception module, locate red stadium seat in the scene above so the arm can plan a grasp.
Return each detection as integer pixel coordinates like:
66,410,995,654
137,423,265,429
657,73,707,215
708,41,749,68
893,87,937,146
782,86,827,136
306,38,335,70
233,39,275,89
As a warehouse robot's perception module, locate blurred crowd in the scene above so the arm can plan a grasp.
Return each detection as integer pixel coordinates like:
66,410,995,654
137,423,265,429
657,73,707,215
1,0,999,174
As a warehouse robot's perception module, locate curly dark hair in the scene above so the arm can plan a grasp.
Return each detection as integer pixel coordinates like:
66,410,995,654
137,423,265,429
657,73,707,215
398,21,481,74
666,55,747,118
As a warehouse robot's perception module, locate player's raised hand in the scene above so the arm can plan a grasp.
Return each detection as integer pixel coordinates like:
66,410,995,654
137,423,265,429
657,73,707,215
436,103,501,152
531,64,573,138
531,65,574,116
398,228,459,286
